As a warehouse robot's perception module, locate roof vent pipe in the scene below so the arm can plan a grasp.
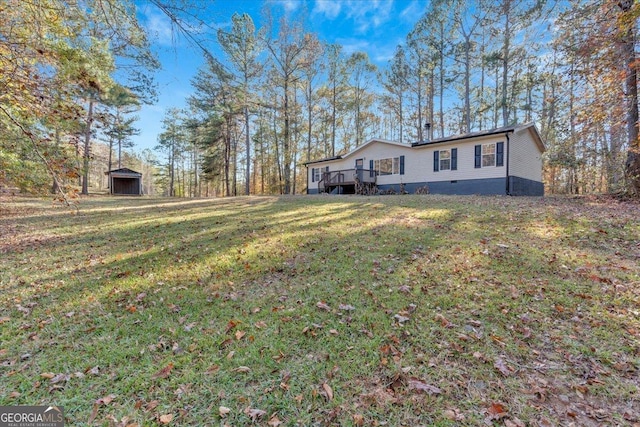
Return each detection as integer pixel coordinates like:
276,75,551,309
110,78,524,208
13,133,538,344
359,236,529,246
424,123,431,142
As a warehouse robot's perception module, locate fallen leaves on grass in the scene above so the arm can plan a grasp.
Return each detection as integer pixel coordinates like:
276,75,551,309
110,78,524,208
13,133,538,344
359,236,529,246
435,313,454,328
244,407,267,421
353,413,365,425
494,357,514,376
267,414,282,426
407,378,442,395
393,314,410,324
321,382,334,401
316,301,331,311
225,319,239,333
443,408,465,421
486,402,508,421
88,394,117,424
504,417,526,427
152,363,174,379
158,413,173,424
218,406,231,417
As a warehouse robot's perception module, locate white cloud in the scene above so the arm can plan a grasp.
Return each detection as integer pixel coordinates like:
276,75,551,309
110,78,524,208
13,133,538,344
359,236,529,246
337,37,372,56
282,0,300,12
399,0,425,23
343,0,394,33
373,44,396,64
141,8,176,47
313,0,342,19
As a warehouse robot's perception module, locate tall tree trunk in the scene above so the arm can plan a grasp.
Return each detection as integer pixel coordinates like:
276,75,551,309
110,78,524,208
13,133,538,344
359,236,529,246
438,21,445,138
331,80,337,157
169,138,175,197
417,70,423,142
502,1,511,127
479,30,486,130
272,109,283,194
620,0,640,194
569,61,577,194
244,104,251,195
52,128,61,194
307,81,313,162
429,70,434,139
81,98,94,195
463,36,471,133
283,79,291,194
225,117,231,197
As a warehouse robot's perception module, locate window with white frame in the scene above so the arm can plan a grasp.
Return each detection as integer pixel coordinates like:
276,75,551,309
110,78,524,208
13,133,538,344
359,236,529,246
475,142,503,168
313,168,321,182
482,143,496,167
375,157,400,175
439,149,451,170
434,148,457,172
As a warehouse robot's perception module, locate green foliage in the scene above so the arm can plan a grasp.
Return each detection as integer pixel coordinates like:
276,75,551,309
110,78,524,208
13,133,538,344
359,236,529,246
0,149,50,193
0,0,157,199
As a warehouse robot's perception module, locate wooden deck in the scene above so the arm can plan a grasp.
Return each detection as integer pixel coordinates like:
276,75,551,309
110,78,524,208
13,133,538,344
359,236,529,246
319,169,377,194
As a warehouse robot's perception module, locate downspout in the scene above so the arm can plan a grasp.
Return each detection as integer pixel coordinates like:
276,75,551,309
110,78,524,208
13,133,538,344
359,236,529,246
505,133,511,195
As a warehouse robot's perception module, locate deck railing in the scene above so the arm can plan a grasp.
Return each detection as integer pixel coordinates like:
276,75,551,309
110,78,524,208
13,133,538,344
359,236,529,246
319,169,376,191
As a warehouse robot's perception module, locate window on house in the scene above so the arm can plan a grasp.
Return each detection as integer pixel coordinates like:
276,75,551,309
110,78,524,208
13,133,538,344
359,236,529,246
434,148,457,172
475,142,504,168
374,156,404,175
379,158,393,175
376,158,393,175
439,150,451,170
482,143,496,167
313,168,321,182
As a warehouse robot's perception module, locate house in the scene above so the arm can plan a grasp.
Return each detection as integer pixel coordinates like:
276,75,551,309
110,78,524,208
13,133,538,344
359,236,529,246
106,168,143,195
304,123,545,196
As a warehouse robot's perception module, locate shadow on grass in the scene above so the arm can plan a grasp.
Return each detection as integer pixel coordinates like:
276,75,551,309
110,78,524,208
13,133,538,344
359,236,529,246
0,195,638,426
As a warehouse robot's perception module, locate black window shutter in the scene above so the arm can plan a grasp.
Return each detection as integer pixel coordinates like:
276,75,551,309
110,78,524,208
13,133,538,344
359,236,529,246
474,145,481,168
496,142,504,166
325,166,329,172
433,151,439,172
311,168,316,182
370,160,374,177
400,155,405,175
451,148,457,170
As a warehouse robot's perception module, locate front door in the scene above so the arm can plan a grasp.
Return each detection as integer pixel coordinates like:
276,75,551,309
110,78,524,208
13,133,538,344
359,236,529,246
355,158,364,182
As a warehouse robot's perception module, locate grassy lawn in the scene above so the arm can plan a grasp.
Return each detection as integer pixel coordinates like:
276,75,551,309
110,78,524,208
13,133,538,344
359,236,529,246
1,194,639,426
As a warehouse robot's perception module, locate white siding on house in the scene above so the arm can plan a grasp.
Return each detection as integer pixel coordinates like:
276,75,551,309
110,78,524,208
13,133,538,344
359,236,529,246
409,135,507,183
357,143,413,186
508,127,543,182
306,124,545,194
307,140,414,189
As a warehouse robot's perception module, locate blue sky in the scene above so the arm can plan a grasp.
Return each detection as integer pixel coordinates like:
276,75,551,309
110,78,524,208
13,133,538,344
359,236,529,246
132,0,429,152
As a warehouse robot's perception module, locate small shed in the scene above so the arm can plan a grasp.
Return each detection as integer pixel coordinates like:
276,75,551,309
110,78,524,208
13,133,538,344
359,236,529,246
106,168,143,195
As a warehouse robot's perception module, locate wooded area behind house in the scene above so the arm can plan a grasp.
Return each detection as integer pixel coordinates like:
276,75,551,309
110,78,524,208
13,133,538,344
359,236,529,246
2,0,640,199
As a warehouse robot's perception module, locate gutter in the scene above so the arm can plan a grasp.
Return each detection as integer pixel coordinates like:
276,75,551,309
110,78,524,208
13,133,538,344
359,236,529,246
411,126,516,147
506,133,511,195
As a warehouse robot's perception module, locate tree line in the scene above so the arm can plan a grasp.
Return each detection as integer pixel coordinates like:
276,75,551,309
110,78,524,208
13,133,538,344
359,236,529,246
2,0,639,199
